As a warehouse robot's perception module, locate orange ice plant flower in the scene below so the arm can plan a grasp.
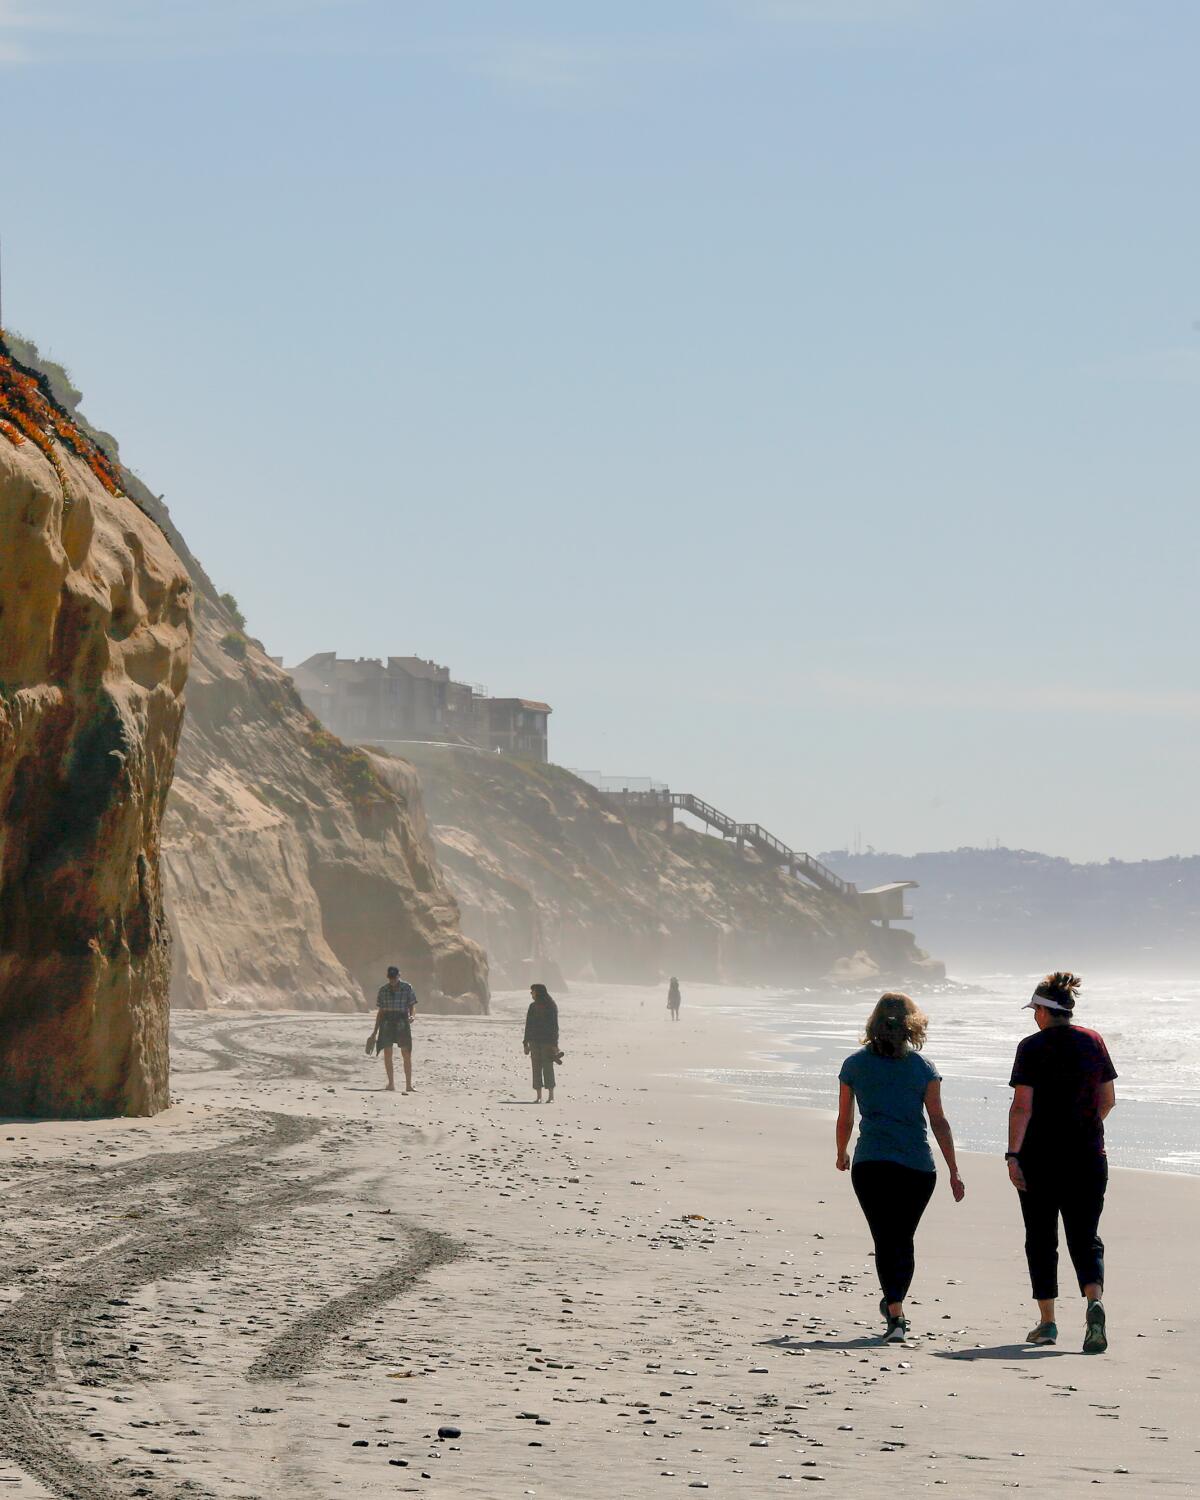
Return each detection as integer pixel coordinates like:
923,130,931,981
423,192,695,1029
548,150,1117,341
0,335,124,500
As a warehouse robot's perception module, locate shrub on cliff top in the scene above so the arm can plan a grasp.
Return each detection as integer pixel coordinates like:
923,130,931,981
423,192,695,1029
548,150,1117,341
303,721,393,808
219,593,247,630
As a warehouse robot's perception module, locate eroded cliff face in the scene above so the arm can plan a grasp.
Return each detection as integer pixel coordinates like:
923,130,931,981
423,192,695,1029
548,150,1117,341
392,745,944,989
0,347,193,1116
162,609,489,1012
8,334,488,1017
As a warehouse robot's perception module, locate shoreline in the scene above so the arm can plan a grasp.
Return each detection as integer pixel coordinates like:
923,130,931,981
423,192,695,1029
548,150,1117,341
670,979,1200,1179
0,985,1194,1497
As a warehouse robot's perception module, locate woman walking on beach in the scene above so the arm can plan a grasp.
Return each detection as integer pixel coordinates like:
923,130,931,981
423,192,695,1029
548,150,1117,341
667,977,681,1021
836,992,965,1342
1007,971,1117,1354
524,983,560,1104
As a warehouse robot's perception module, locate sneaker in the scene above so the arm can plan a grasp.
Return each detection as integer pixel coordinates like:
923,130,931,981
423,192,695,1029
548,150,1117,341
883,1316,909,1344
1083,1301,1107,1355
1026,1321,1058,1346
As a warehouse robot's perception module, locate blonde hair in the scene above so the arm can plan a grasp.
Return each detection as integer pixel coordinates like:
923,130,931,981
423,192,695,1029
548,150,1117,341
863,991,928,1058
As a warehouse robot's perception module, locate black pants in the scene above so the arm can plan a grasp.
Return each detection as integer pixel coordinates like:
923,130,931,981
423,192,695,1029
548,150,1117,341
1018,1156,1107,1301
851,1161,937,1305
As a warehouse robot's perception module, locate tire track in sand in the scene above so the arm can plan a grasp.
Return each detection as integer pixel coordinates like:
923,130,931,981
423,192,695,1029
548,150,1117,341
174,1019,320,1081
0,1111,327,1500
248,1222,464,1381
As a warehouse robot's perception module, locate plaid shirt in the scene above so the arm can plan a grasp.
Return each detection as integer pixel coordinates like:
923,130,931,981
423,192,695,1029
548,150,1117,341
377,981,416,1017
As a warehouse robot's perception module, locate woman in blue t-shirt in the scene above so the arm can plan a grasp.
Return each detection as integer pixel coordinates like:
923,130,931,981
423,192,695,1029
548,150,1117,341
837,992,966,1342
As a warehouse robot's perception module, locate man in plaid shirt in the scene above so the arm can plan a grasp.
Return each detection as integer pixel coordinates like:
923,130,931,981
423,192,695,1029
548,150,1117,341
368,965,417,1092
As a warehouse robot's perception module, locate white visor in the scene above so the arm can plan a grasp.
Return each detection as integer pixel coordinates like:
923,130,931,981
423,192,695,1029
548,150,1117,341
1023,993,1073,1014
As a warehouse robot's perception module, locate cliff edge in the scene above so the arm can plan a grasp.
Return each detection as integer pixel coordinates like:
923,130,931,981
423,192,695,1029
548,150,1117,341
6,334,489,1016
0,339,193,1115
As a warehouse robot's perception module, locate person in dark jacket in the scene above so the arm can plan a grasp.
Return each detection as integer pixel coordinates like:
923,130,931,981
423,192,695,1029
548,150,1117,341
667,977,681,1020
1007,971,1117,1354
524,983,560,1104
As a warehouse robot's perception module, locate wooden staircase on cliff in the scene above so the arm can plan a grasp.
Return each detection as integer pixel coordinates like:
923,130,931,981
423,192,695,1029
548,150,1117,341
601,788,858,902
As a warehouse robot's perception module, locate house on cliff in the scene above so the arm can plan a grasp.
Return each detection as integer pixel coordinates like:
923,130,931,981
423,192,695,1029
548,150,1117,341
287,652,552,761
484,698,553,762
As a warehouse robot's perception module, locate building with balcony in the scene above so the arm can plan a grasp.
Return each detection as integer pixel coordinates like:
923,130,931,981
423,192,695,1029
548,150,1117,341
483,698,552,762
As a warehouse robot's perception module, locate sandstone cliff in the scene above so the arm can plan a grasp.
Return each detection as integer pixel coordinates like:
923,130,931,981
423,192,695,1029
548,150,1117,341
389,744,943,989
7,335,488,1016
161,610,488,1013
0,339,193,1116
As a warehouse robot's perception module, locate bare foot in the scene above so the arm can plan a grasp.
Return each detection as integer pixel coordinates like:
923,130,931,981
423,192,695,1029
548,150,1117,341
404,1088,415,1094
384,1084,395,1092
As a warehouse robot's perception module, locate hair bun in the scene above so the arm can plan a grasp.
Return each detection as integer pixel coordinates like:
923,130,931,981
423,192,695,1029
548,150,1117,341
1039,970,1082,1000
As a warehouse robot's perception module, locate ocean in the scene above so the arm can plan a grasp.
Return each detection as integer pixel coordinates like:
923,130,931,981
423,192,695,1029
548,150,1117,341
688,974,1200,1177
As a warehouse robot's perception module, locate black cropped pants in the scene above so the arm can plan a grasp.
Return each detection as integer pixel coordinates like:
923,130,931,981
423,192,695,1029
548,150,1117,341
851,1160,937,1305
1018,1155,1107,1301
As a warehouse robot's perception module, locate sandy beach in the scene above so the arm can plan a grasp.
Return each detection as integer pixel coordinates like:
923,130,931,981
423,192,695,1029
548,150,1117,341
0,984,1196,1499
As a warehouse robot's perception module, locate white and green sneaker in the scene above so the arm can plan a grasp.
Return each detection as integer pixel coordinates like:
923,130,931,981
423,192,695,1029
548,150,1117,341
1026,1321,1058,1346
1083,1301,1107,1355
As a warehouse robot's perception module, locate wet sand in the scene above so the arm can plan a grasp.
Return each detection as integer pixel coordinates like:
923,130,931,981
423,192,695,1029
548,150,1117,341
0,983,1196,1498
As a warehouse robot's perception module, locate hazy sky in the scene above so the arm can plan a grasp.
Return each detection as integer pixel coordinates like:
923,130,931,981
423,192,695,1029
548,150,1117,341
2,1,1196,862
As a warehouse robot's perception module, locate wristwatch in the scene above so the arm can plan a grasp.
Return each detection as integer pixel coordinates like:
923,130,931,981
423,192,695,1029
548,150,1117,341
1004,1152,1020,1161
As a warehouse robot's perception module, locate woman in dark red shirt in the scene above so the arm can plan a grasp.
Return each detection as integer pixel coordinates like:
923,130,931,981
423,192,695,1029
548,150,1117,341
1007,971,1117,1354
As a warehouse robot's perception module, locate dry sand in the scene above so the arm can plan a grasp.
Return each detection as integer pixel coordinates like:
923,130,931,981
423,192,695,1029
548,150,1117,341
0,983,1195,1498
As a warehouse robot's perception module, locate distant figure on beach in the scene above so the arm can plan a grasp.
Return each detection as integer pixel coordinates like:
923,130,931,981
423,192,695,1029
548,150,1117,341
1007,971,1116,1354
667,977,681,1021
368,966,417,1094
836,992,965,1343
524,983,560,1104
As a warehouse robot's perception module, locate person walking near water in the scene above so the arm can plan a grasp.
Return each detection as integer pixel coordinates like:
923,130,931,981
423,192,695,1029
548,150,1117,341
836,992,966,1342
368,966,417,1093
667,977,681,1021
524,983,560,1104
1007,971,1117,1354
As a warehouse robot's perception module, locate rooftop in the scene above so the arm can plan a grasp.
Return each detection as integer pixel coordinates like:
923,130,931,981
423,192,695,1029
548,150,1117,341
491,698,553,714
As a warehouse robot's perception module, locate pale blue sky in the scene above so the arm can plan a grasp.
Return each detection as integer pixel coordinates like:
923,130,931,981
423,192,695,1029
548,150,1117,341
2,1,1196,860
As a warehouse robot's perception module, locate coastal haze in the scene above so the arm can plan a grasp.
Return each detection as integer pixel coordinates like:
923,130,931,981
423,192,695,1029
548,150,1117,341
828,846,1200,974
1,2,1197,1498
2,0,1198,862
